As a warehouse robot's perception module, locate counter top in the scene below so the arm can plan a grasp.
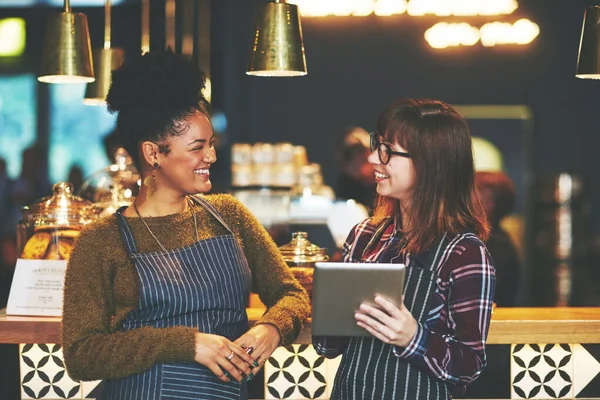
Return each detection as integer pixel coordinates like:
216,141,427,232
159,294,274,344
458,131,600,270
1,307,599,345
0,311,61,344
485,307,600,344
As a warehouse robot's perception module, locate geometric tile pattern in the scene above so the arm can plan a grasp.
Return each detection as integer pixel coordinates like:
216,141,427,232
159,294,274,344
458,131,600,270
511,344,573,399
264,344,340,400
82,380,104,399
19,343,102,400
20,343,81,399
15,342,600,399
572,344,600,398
323,355,341,398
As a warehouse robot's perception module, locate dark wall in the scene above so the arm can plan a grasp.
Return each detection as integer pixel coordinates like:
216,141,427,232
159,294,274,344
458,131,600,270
211,0,600,235
2,0,600,241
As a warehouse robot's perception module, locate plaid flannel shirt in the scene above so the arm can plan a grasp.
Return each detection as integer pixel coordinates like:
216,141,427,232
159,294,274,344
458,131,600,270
313,218,496,395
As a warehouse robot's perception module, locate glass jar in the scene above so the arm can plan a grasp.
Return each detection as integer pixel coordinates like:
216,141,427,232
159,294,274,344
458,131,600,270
293,163,335,200
278,231,328,300
79,147,140,217
17,182,100,260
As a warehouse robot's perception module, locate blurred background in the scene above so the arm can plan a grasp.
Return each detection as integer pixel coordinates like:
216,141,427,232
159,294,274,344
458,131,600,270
2,1,600,399
0,0,599,309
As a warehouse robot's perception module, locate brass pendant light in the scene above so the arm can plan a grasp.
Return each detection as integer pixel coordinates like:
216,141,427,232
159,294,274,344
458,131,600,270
141,0,150,53
38,0,95,84
247,0,307,77
84,0,125,105
576,6,600,79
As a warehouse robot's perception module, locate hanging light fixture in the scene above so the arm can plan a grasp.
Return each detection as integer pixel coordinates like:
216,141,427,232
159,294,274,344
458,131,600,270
141,0,150,53
38,0,94,84
84,0,125,105
247,0,307,77
576,5,600,79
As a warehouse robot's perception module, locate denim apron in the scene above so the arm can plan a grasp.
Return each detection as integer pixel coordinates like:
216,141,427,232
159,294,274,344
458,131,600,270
101,195,252,400
331,220,451,399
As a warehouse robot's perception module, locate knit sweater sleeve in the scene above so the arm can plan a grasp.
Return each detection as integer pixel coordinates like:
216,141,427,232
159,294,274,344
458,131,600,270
211,195,310,346
61,220,197,382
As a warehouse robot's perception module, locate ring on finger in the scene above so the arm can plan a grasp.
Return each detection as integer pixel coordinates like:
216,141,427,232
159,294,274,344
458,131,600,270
377,324,383,333
226,351,235,361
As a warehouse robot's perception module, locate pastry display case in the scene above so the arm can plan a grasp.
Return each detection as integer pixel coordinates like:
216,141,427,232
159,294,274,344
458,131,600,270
16,182,100,261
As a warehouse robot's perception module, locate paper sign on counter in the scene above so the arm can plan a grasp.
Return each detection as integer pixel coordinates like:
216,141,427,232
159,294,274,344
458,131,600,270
6,258,68,317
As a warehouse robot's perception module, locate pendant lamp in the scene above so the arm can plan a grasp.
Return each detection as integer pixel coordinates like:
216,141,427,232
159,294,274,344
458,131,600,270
576,6,600,79
84,0,125,105
141,0,150,53
38,0,94,84
247,0,307,77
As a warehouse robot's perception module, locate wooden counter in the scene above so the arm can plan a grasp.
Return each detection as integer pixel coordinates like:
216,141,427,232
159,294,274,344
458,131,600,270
1,307,599,345
0,311,61,344
486,307,600,344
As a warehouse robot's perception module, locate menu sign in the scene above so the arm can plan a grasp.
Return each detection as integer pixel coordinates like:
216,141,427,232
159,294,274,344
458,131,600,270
6,259,67,317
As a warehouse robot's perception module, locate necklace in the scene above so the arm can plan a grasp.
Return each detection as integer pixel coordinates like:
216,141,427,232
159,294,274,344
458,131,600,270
132,196,199,252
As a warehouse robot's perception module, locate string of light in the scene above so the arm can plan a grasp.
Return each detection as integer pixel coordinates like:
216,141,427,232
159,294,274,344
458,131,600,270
289,0,519,17
425,19,540,49
288,0,539,48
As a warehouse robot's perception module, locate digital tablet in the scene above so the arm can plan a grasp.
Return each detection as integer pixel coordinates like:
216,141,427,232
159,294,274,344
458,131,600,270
311,262,406,337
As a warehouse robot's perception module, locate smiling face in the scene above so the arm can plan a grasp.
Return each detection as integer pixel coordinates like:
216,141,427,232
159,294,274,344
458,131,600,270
153,111,216,197
368,137,416,205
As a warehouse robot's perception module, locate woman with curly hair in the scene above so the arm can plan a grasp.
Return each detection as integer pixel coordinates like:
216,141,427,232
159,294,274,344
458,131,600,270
61,50,310,400
313,98,495,399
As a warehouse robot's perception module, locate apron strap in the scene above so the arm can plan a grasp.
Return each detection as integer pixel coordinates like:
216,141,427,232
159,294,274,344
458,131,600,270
189,194,236,236
419,232,448,273
115,196,236,256
360,216,448,275
361,217,394,260
402,233,448,274
115,205,139,255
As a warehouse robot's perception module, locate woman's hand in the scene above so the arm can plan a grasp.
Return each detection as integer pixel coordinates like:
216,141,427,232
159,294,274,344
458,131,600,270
234,323,281,377
354,295,417,347
193,332,255,383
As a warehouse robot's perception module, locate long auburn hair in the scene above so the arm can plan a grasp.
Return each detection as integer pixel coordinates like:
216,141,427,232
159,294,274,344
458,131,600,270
371,98,489,252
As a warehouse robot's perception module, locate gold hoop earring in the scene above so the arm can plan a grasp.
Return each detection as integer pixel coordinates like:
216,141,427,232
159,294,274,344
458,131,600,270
143,162,159,197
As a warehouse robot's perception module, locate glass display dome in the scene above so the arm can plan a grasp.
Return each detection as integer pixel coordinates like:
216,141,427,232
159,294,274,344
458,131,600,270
17,182,100,260
79,147,140,217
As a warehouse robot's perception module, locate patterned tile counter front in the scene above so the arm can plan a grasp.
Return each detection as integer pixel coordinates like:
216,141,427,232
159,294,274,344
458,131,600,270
1,308,599,399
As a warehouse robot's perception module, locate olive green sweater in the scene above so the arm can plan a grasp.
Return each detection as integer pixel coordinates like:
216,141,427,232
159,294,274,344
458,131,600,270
62,194,310,381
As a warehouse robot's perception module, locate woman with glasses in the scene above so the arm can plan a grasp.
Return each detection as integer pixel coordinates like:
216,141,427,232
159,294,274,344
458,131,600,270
313,98,495,399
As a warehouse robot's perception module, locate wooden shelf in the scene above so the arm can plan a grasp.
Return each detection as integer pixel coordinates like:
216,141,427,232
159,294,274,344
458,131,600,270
2,307,599,345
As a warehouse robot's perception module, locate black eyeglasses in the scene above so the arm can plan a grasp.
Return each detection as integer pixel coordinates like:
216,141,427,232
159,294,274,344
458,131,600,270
369,132,410,165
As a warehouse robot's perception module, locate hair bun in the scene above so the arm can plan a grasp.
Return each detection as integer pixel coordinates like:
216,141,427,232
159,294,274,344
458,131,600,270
106,50,207,114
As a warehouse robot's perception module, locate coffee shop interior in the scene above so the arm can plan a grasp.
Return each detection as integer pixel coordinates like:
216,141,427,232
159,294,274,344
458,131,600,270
1,0,600,399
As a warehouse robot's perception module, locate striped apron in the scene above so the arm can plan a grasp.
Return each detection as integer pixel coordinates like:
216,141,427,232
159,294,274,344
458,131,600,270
331,220,451,400
101,195,252,400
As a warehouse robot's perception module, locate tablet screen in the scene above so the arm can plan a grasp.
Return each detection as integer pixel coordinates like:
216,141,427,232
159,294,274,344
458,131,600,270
311,262,406,337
